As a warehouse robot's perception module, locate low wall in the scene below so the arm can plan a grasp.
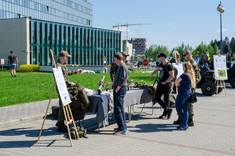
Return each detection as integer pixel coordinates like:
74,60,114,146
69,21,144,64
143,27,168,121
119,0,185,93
39,65,111,73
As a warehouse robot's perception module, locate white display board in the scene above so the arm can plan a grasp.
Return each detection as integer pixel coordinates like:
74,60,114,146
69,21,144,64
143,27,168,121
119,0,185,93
53,67,71,106
172,63,184,79
213,55,228,80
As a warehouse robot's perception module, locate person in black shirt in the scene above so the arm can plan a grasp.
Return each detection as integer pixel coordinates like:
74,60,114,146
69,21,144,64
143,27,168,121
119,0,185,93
8,51,18,77
150,53,174,119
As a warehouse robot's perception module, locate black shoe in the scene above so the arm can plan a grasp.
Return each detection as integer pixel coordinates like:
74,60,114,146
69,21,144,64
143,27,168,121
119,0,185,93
56,122,68,132
188,118,194,126
167,108,173,119
159,110,167,119
14,75,16,77
57,126,68,132
173,118,182,125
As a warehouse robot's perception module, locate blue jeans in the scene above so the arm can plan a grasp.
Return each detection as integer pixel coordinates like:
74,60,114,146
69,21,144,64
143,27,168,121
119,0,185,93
113,86,127,131
176,94,191,127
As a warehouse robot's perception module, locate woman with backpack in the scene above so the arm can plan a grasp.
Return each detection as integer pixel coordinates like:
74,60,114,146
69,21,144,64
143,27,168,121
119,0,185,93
175,62,195,130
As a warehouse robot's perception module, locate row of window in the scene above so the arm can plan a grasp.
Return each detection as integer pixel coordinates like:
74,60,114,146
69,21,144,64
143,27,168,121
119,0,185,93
30,19,121,66
63,0,92,15
1,0,92,25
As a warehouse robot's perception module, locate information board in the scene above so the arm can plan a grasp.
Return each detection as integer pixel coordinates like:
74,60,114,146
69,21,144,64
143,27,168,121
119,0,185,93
53,67,71,106
213,55,228,80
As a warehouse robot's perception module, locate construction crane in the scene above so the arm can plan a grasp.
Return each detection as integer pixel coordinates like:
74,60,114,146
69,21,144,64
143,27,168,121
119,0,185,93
112,23,151,41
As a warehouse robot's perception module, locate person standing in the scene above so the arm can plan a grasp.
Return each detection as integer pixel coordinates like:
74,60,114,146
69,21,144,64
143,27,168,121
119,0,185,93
175,62,195,130
150,53,174,119
8,51,18,77
105,52,129,135
170,50,180,64
110,51,129,82
56,51,90,132
180,49,201,126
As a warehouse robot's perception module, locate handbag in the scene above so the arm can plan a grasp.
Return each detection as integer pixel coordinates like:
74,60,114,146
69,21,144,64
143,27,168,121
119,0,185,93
188,93,197,103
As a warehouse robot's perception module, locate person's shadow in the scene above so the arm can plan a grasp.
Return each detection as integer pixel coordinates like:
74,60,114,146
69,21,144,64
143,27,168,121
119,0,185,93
128,123,178,133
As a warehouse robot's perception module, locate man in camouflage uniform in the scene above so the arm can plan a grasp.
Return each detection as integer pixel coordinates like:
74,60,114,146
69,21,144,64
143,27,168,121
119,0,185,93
174,49,201,126
110,51,129,82
56,51,90,132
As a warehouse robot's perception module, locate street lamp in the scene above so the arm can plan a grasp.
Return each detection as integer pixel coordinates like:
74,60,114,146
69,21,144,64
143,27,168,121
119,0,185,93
217,1,224,55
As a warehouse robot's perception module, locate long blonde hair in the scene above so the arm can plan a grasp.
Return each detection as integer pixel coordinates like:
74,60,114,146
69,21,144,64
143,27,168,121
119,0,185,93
183,62,196,88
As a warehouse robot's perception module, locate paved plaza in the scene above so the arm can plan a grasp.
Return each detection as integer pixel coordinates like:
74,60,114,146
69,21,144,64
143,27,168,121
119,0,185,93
0,86,235,156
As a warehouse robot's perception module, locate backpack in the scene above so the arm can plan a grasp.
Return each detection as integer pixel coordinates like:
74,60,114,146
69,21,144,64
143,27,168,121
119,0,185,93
164,62,178,82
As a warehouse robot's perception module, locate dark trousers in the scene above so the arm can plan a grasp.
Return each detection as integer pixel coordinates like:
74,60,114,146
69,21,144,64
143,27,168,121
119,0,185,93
155,83,172,111
113,86,127,131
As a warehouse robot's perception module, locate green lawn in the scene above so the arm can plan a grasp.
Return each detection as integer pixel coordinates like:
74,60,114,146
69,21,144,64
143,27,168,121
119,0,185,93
0,71,155,107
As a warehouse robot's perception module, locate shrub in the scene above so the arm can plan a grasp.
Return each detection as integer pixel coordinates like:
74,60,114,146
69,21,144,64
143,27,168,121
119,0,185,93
18,65,40,72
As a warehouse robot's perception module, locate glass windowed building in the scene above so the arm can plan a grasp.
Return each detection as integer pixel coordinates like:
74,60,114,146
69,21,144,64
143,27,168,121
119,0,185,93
0,0,93,26
0,18,122,68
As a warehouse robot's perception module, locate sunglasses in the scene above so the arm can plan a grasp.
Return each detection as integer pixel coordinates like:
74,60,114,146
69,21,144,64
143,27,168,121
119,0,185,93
183,53,188,57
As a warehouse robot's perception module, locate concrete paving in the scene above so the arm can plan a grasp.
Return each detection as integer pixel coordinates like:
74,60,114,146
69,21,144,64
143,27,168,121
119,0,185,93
0,87,235,156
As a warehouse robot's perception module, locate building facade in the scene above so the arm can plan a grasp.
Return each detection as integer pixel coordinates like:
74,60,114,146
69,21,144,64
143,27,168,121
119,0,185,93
128,38,147,55
0,0,92,26
0,18,122,67
123,40,133,61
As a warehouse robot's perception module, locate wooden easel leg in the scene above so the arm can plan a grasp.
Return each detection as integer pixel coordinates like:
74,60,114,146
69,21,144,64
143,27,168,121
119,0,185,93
223,80,227,96
38,82,56,141
68,105,79,140
62,105,73,147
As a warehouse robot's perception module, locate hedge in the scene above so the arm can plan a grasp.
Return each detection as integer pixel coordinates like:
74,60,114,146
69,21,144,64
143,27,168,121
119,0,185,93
18,65,40,72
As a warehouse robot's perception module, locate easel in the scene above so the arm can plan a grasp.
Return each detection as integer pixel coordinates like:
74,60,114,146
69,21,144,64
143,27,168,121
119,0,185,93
38,49,79,147
216,80,226,96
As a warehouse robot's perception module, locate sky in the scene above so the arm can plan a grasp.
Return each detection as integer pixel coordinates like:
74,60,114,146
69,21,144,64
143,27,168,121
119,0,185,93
88,0,235,51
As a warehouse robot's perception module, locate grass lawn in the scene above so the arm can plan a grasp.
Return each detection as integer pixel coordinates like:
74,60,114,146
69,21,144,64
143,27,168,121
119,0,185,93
0,71,155,107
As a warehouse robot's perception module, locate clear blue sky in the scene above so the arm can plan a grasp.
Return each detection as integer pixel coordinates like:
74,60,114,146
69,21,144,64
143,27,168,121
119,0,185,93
89,0,235,51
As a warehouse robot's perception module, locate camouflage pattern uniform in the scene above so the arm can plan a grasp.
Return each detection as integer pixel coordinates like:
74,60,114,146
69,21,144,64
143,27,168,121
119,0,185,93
110,62,118,82
56,60,90,123
189,59,201,119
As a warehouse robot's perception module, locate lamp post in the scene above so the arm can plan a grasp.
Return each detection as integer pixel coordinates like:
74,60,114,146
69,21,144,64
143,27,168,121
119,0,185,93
217,1,224,55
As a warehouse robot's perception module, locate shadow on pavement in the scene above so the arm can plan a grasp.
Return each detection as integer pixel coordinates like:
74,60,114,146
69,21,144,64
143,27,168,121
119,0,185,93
0,140,37,148
128,123,178,133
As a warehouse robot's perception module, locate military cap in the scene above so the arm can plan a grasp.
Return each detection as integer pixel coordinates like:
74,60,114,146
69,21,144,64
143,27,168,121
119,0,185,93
60,51,71,57
157,52,167,58
121,51,129,56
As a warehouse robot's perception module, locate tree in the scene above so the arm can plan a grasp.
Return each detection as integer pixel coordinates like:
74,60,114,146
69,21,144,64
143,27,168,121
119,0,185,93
134,55,138,61
230,37,235,54
141,55,146,60
213,44,219,55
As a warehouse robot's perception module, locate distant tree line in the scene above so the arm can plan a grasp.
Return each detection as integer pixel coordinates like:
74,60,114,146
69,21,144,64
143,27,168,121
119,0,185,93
145,36,235,62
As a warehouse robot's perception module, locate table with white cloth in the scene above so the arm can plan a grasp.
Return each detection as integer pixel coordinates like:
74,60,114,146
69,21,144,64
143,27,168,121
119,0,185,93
88,88,153,127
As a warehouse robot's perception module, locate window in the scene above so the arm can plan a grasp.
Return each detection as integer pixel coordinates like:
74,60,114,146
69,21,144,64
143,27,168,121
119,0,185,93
22,0,29,7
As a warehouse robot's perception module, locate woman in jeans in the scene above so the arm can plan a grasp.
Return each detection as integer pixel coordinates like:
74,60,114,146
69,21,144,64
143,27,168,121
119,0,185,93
175,62,195,130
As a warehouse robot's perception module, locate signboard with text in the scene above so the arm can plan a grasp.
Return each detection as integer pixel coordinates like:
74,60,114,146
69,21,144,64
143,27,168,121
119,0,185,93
53,67,71,106
213,55,228,80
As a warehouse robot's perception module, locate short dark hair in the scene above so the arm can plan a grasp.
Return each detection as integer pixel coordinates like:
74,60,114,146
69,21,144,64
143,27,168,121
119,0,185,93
114,52,123,60
10,50,14,54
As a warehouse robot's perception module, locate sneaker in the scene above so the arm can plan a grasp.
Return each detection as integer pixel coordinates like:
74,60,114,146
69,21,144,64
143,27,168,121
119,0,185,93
167,108,173,119
173,118,182,125
188,118,194,127
113,129,127,135
177,125,188,130
159,110,167,119
113,128,119,131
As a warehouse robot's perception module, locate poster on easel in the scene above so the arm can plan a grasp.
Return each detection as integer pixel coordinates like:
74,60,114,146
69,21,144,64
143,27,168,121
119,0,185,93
53,67,71,106
172,63,184,79
213,55,228,80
